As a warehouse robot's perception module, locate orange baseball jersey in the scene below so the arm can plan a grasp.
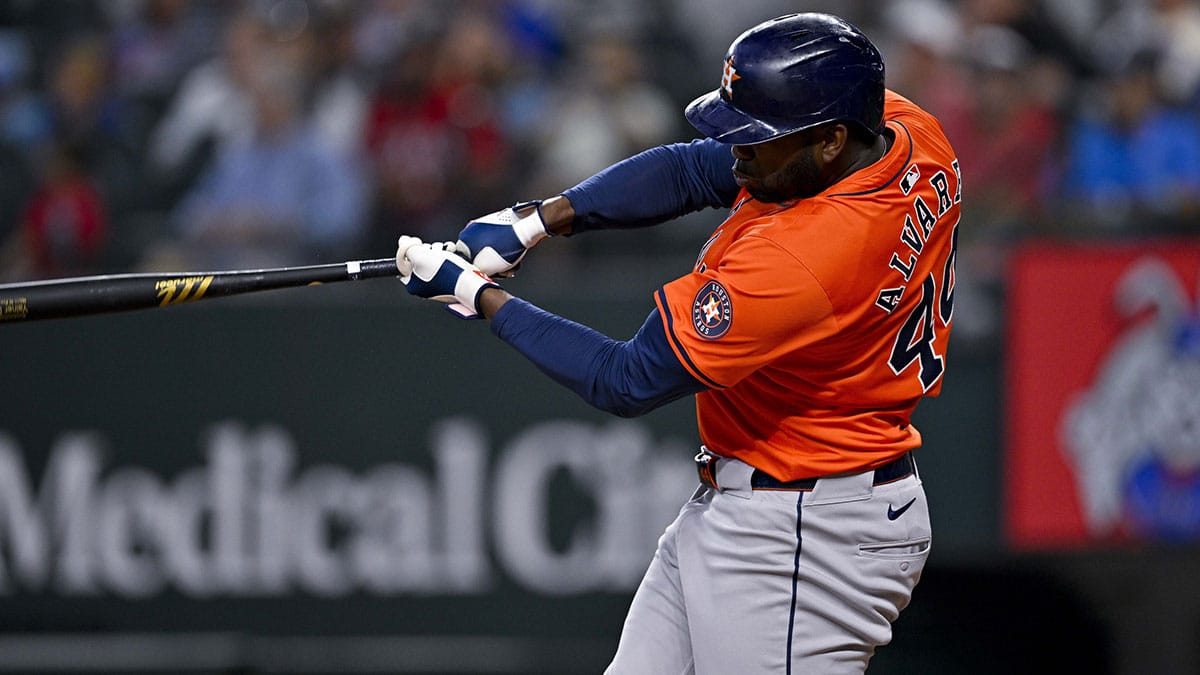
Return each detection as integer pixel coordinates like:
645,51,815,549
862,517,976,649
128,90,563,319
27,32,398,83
654,90,962,481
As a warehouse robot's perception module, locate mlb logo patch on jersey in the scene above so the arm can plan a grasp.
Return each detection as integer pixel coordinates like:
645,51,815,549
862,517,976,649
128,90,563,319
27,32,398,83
900,164,920,195
692,280,732,339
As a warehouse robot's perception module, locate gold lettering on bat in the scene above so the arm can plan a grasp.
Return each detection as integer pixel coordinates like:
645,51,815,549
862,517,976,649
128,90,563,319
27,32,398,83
0,297,28,320
155,276,215,306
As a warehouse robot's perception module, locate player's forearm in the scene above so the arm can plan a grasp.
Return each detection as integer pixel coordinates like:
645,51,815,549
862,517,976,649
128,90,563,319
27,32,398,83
487,297,705,417
561,139,739,234
537,195,575,236
478,286,514,319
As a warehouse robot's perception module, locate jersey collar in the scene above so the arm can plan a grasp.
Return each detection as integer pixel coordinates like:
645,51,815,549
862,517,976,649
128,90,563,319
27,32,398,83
823,120,914,198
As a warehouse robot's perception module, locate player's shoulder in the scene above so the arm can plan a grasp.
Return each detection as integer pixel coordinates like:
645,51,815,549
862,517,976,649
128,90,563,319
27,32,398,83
884,89,957,162
883,89,928,120
884,90,946,135
733,200,861,263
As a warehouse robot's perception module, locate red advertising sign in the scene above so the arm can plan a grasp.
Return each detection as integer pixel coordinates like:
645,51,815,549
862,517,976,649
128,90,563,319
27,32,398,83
1006,240,1200,549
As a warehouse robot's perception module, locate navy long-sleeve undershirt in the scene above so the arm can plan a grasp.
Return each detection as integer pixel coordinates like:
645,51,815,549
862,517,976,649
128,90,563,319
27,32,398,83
562,138,739,232
489,138,738,416
491,299,706,417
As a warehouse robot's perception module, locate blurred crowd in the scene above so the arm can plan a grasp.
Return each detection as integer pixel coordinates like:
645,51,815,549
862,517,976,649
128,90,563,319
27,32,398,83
0,0,1196,343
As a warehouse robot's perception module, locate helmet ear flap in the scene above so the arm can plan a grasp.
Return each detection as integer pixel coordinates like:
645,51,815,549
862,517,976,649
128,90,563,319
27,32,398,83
685,13,885,145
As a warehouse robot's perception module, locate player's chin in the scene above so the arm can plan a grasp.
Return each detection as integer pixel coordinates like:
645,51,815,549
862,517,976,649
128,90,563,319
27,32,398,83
735,175,771,202
750,180,822,204
746,185,788,203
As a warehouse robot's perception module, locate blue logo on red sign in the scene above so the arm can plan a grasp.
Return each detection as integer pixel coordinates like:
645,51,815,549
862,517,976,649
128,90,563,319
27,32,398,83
692,280,732,339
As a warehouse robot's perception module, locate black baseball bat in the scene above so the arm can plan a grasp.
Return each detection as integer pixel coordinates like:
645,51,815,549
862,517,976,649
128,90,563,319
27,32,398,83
0,258,400,323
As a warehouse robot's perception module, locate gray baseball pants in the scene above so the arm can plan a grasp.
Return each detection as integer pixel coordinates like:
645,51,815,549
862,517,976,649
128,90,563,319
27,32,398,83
605,453,931,674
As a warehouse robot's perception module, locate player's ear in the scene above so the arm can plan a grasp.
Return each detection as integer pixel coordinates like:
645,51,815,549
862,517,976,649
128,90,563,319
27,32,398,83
818,123,850,163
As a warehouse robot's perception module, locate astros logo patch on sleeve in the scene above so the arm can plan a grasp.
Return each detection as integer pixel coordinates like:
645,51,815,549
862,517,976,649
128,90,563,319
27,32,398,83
692,280,732,339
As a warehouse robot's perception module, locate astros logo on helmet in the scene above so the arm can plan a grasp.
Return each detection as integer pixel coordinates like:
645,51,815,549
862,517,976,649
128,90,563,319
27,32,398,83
720,56,741,99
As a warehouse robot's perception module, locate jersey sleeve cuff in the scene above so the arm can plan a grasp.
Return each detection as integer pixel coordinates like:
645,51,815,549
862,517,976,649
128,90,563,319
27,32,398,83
655,287,725,389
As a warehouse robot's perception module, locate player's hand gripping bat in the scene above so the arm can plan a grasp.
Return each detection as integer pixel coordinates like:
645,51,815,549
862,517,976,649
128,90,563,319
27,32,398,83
0,258,401,323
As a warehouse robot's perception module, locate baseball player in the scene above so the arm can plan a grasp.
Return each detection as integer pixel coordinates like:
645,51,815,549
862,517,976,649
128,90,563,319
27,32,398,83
396,13,961,674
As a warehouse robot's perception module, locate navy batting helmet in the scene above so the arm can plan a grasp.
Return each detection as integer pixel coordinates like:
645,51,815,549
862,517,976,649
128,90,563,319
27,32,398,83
685,13,885,145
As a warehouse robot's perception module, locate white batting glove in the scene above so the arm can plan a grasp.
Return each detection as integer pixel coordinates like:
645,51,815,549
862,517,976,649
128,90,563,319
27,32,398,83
396,236,500,319
457,201,550,276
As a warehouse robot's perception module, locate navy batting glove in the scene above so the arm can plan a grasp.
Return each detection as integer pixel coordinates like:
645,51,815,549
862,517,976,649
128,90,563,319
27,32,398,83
396,237,500,319
457,201,550,276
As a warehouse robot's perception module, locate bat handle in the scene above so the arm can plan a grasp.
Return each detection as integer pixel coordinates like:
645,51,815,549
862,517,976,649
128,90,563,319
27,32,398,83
348,258,402,280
